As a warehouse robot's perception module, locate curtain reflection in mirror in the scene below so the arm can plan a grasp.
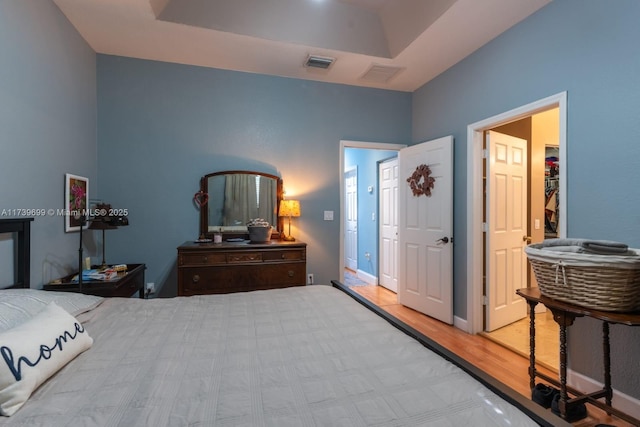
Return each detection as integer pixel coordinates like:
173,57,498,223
224,174,256,226
205,172,280,233
257,177,276,225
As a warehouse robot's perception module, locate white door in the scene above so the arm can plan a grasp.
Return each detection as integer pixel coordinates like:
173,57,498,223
344,168,358,271
485,131,528,331
379,157,398,292
398,136,453,324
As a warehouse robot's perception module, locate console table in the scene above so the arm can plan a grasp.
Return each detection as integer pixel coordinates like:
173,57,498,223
516,287,640,425
44,264,146,298
177,240,306,295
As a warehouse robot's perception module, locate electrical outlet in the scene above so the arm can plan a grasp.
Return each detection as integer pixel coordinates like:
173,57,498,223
307,273,314,285
146,282,155,294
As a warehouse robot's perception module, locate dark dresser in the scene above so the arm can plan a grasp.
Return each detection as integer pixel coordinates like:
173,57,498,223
177,240,307,295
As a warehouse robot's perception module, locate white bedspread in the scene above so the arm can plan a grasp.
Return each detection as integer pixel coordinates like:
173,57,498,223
0,286,540,426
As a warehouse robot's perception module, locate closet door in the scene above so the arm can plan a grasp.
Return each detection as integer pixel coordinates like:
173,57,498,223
485,130,528,332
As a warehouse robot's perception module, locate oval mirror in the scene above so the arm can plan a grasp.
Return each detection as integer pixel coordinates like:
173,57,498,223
199,170,283,239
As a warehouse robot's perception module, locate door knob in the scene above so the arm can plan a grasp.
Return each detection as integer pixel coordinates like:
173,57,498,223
523,236,532,244
436,237,449,244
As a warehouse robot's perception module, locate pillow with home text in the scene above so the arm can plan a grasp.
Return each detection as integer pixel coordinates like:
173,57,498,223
0,302,93,416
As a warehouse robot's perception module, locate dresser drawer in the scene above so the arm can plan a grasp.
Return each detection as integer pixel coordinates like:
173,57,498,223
180,252,227,266
180,263,305,295
227,252,262,263
262,249,306,262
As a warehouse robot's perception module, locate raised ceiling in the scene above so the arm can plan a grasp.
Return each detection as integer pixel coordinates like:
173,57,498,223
53,0,551,92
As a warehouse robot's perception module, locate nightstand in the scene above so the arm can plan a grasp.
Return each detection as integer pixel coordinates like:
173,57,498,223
43,264,146,298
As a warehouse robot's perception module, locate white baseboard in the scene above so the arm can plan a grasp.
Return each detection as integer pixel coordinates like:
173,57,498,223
454,315,468,332
356,269,377,285
568,369,640,420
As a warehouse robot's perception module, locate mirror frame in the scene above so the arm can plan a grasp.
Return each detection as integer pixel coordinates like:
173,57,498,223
199,170,283,240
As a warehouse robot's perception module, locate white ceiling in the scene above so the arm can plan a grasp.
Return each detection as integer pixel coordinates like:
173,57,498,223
53,0,551,92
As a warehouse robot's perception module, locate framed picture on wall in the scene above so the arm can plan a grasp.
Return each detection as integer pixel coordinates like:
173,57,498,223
65,173,89,232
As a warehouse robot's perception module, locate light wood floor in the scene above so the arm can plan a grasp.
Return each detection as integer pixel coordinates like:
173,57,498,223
348,284,632,427
482,310,559,372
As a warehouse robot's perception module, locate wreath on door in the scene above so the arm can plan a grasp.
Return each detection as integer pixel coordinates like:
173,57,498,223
406,164,435,197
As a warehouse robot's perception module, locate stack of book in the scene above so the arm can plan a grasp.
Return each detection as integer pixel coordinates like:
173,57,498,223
81,268,118,281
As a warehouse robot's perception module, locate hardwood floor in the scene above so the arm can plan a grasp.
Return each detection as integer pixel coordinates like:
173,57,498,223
482,310,559,372
347,284,632,427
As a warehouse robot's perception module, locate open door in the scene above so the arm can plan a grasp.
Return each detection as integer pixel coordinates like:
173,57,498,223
397,136,453,324
485,130,528,331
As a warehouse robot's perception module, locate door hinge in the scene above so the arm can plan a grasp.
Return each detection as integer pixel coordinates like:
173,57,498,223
483,295,488,306
482,222,488,232
482,149,488,159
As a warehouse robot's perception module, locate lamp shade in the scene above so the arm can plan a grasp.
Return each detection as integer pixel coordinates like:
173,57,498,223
279,200,300,217
88,203,129,229
89,203,117,230
88,219,117,230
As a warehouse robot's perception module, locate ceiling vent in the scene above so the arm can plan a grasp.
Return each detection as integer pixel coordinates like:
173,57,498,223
304,55,335,70
360,64,404,83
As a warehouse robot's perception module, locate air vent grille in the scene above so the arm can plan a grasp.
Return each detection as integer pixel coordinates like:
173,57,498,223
304,55,335,69
360,64,404,83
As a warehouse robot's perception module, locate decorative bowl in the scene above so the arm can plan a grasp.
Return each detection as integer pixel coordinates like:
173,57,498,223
247,226,272,243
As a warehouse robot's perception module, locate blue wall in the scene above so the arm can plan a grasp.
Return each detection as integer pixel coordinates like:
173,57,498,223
97,56,412,294
411,0,640,398
0,0,97,285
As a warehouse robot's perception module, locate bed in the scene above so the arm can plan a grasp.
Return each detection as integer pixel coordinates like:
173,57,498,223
0,283,569,426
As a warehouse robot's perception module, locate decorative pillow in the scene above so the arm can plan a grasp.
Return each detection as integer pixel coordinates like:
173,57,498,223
0,289,103,333
0,302,93,416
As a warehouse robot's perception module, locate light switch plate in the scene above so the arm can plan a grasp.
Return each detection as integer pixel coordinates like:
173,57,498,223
324,210,334,221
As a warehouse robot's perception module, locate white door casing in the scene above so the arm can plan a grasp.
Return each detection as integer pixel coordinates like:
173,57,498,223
466,92,567,334
379,157,398,292
398,136,454,325
344,167,358,271
485,131,528,331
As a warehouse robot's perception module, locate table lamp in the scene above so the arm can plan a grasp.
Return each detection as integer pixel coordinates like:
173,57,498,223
279,200,300,242
89,204,129,268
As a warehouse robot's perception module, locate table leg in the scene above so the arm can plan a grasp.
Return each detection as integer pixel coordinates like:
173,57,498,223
602,322,612,409
559,320,569,416
527,300,538,391
550,309,577,419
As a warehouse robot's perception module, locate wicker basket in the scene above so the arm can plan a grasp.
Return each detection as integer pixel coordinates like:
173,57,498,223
525,244,640,312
